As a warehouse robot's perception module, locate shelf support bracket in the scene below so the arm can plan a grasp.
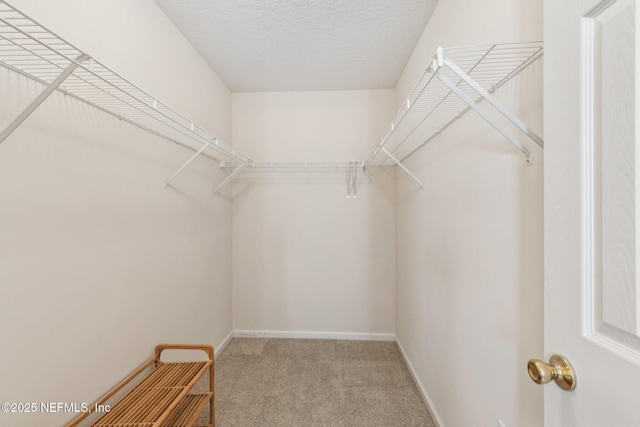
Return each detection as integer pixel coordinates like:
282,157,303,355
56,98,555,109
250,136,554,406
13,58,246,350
436,73,533,165
381,147,424,188
346,162,359,199
0,54,89,145
214,163,247,195
443,57,544,148
165,141,212,188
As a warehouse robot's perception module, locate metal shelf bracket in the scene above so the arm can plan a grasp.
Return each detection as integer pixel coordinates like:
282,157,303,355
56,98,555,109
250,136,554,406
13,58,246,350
0,53,89,145
165,140,212,188
214,162,248,195
443,57,543,149
436,72,534,165
381,148,424,188
365,42,543,171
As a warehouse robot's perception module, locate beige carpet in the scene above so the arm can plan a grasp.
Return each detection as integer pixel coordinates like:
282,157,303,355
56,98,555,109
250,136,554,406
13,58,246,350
194,338,436,427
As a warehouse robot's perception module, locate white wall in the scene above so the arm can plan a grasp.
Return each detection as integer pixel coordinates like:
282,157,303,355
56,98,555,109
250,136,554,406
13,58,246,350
231,91,397,337
394,1,544,427
0,1,232,426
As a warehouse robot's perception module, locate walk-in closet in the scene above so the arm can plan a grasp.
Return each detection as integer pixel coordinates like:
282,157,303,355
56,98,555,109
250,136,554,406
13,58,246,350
3,0,637,426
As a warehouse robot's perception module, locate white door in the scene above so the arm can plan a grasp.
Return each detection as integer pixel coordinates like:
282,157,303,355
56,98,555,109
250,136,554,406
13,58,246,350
545,0,640,425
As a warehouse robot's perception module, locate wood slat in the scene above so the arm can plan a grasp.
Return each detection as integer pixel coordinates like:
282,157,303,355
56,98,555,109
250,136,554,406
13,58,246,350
91,361,212,427
161,393,212,427
90,424,153,427
92,388,183,426
136,362,208,389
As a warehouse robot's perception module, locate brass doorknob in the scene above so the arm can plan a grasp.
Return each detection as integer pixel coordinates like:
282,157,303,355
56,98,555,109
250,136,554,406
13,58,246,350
527,354,576,391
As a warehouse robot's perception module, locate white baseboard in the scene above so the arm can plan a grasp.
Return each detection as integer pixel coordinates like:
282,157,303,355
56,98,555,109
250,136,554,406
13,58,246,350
232,329,396,342
214,331,234,359
395,337,445,427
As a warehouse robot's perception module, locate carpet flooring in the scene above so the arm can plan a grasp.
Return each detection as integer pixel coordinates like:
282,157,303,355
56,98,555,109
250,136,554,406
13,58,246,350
194,338,436,427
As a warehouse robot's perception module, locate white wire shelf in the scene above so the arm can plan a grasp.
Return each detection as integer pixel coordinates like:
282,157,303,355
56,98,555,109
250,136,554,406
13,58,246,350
220,161,364,169
0,0,249,164
0,1,542,196
219,161,364,198
366,42,543,169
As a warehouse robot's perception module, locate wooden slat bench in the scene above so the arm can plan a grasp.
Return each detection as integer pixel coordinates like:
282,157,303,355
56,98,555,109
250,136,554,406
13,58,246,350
66,344,214,427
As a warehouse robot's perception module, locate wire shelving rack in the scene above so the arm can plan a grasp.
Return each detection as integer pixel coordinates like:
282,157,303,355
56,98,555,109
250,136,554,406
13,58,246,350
0,0,543,196
0,1,250,170
365,42,543,186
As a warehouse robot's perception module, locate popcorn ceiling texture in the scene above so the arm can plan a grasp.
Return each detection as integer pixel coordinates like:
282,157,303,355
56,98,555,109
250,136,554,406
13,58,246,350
154,0,438,91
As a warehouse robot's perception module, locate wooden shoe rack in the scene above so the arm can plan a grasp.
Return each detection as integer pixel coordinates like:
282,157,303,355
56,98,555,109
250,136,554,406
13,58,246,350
66,344,214,427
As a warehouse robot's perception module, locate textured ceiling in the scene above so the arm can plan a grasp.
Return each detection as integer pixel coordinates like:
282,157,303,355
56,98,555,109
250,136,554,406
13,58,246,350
154,0,438,92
